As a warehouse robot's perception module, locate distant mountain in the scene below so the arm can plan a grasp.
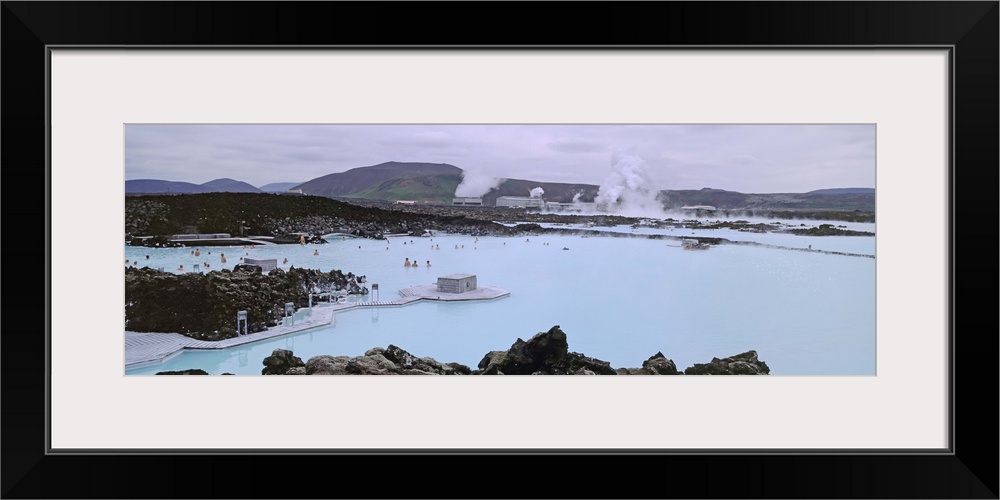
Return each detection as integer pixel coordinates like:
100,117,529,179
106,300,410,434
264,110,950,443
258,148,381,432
258,182,304,192
292,162,602,204
126,178,262,194
295,161,464,203
807,188,875,195
658,187,875,212
125,179,209,194
482,179,600,204
200,178,261,193
659,188,750,209
128,165,874,213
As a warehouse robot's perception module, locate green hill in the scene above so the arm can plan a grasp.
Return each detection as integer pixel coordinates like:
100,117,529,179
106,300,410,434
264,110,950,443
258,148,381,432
295,161,462,202
345,174,462,203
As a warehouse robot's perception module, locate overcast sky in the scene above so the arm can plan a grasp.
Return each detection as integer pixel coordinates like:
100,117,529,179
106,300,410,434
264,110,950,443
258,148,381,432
125,124,875,193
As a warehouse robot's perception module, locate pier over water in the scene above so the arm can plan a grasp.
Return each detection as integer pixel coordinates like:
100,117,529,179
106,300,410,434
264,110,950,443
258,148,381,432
125,282,509,370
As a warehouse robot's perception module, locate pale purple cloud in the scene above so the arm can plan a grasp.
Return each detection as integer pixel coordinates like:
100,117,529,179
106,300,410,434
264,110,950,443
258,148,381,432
125,124,875,193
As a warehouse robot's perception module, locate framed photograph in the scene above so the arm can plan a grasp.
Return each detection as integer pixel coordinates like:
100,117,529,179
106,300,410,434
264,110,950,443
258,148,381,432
4,2,996,498
117,122,878,378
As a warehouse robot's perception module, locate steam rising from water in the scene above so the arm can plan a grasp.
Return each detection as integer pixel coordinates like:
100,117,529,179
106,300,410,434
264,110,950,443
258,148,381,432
529,187,544,198
455,170,505,197
593,150,666,217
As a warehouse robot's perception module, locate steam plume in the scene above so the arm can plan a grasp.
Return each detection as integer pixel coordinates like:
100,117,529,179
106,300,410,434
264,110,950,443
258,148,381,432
455,169,505,197
594,149,664,217
529,187,544,198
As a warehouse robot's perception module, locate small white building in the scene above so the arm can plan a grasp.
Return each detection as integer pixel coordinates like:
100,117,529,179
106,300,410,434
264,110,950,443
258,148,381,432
681,239,709,250
452,197,483,206
171,233,231,240
437,274,477,293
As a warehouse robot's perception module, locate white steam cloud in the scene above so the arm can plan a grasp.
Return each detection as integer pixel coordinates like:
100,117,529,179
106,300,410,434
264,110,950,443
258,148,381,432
594,149,665,217
529,187,544,198
455,169,505,197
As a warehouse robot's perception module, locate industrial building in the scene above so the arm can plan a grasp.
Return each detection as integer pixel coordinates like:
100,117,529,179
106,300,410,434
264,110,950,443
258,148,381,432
541,202,577,212
452,197,483,206
495,196,544,208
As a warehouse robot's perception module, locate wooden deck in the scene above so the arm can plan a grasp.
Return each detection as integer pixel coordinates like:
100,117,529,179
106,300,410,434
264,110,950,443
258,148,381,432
125,284,510,371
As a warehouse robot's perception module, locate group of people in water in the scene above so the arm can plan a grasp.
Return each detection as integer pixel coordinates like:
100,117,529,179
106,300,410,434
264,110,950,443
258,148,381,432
139,242,328,274
176,262,214,270
134,235,566,275
124,248,231,271
169,248,311,272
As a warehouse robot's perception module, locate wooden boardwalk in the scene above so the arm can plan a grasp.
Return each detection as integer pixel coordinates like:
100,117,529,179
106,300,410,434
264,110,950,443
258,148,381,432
125,306,337,369
728,240,875,259
125,285,510,371
168,237,276,245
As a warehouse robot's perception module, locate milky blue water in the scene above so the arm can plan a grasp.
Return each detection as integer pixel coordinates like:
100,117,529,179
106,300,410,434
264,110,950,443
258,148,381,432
125,224,875,375
535,222,876,255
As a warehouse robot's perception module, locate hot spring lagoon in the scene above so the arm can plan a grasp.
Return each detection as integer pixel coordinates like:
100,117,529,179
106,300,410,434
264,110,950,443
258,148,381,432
125,221,875,375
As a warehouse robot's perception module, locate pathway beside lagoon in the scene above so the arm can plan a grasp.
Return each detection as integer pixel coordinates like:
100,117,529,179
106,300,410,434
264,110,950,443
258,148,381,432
124,285,510,371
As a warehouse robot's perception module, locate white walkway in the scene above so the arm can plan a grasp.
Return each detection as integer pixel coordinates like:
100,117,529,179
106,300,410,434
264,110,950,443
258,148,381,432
125,306,335,368
124,284,510,370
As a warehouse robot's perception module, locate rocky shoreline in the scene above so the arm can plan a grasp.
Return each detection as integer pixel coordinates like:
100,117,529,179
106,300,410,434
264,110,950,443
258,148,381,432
157,326,771,375
126,265,369,340
342,198,876,224
125,193,872,249
125,193,536,247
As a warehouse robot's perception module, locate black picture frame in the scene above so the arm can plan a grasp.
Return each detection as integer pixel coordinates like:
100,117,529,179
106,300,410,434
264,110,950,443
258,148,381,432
3,2,996,498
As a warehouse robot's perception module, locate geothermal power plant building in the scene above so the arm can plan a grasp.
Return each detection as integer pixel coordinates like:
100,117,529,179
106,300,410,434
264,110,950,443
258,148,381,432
454,195,596,212
495,196,544,208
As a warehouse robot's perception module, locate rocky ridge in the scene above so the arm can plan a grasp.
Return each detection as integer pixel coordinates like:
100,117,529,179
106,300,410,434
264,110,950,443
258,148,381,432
157,326,772,375
126,265,369,340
